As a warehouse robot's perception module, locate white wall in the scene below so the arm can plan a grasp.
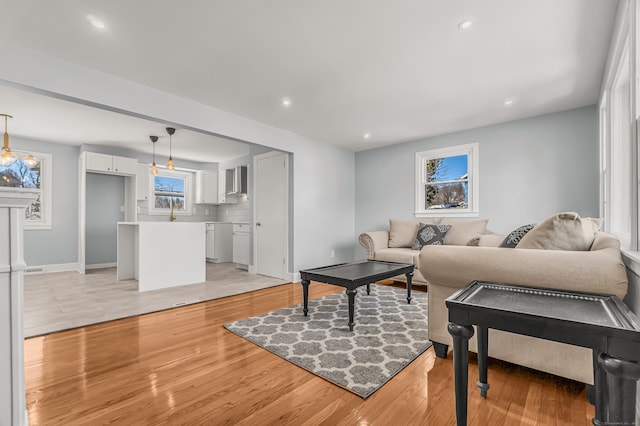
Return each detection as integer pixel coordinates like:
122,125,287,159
0,42,357,273
355,106,599,258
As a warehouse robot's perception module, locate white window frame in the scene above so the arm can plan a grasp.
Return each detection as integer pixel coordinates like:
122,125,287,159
0,151,52,230
148,169,193,216
600,0,636,251
414,142,479,218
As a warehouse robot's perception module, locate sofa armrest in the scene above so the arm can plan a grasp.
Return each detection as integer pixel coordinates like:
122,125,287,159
419,245,628,299
358,231,390,259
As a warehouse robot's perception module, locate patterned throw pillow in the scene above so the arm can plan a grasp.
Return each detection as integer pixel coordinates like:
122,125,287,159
412,223,452,250
500,224,536,248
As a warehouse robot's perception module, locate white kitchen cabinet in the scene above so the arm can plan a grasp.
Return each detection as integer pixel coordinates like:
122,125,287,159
206,223,232,262
136,163,149,201
233,223,250,266
195,171,220,204
86,152,137,176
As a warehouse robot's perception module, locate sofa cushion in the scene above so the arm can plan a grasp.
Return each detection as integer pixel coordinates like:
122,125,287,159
516,212,603,251
388,218,435,248
440,218,489,245
500,224,536,248
375,248,420,265
412,223,451,249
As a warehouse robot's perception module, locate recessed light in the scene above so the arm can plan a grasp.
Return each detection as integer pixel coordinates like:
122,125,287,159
363,133,371,140
87,15,105,29
281,98,291,107
503,98,516,107
458,20,473,30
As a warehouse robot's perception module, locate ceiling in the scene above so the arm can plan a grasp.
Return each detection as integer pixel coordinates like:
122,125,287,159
0,0,618,154
0,84,250,163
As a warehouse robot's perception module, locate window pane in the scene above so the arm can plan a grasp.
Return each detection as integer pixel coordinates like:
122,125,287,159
425,182,468,209
155,195,185,210
154,176,184,194
25,194,42,220
0,160,41,188
426,154,468,183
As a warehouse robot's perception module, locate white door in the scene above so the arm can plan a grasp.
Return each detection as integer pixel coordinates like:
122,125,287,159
254,151,288,279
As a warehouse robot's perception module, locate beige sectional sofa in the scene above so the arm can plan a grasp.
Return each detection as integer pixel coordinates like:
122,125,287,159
359,215,629,385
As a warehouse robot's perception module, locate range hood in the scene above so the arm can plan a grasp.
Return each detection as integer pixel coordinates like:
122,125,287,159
226,165,247,195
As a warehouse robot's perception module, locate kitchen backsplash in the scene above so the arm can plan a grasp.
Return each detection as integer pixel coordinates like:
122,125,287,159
137,200,219,222
217,196,250,222
136,197,249,222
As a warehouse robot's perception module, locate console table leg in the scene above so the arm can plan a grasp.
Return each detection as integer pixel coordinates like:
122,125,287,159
346,288,357,331
448,322,474,426
476,326,490,398
301,280,310,316
596,353,640,425
406,271,413,304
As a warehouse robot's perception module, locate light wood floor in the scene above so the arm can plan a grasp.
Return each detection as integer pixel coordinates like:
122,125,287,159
24,282,595,425
24,263,288,337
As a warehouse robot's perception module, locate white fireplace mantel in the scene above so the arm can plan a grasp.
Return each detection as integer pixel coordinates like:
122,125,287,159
0,189,37,426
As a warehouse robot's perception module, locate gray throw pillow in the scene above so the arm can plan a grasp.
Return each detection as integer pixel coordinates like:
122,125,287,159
412,223,452,249
500,224,536,248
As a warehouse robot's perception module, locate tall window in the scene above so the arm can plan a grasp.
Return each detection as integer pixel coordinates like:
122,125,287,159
149,170,192,215
0,151,52,229
415,143,478,217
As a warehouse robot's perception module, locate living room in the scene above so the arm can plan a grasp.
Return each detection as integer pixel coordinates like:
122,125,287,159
1,1,639,425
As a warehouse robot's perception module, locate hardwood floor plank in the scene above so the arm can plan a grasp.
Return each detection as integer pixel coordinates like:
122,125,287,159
25,282,594,425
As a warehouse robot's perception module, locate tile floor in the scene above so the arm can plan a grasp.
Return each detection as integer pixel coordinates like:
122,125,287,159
24,262,290,337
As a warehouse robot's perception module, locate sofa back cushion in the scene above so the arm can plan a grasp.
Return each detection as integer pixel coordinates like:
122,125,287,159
440,218,489,246
516,212,602,251
388,218,435,248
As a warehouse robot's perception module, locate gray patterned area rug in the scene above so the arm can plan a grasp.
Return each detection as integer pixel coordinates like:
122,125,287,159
224,284,430,398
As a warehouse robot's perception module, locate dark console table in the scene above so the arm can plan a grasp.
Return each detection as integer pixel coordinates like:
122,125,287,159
446,281,640,426
299,260,414,331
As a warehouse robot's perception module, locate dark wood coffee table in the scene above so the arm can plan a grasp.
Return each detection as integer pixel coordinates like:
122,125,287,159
299,260,414,331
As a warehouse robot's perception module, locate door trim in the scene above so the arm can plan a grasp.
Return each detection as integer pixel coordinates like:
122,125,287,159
252,150,289,280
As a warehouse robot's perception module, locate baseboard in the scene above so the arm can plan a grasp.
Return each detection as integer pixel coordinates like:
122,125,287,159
86,262,117,270
24,262,79,275
286,271,301,283
248,264,257,274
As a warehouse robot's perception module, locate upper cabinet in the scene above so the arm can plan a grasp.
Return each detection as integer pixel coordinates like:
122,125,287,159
136,163,149,201
86,152,137,176
195,171,220,204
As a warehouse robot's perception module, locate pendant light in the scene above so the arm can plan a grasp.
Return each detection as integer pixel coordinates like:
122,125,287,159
149,135,159,175
166,127,175,170
0,114,16,166
23,153,39,168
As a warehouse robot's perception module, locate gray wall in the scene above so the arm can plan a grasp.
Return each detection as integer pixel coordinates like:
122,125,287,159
85,173,124,265
17,137,80,267
354,106,599,258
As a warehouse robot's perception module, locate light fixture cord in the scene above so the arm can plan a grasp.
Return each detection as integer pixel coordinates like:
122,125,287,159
3,115,8,151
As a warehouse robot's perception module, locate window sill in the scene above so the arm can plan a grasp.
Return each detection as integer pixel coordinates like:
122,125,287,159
621,249,640,277
415,211,479,218
24,224,52,230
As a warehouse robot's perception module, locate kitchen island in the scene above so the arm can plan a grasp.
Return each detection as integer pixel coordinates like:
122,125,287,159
117,222,206,292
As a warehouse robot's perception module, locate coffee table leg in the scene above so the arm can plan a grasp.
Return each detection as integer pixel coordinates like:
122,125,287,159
346,288,357,331
448,322,474,426
477,326,490,398
301,279,310,316
406,271,413,304
366,283,371,295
